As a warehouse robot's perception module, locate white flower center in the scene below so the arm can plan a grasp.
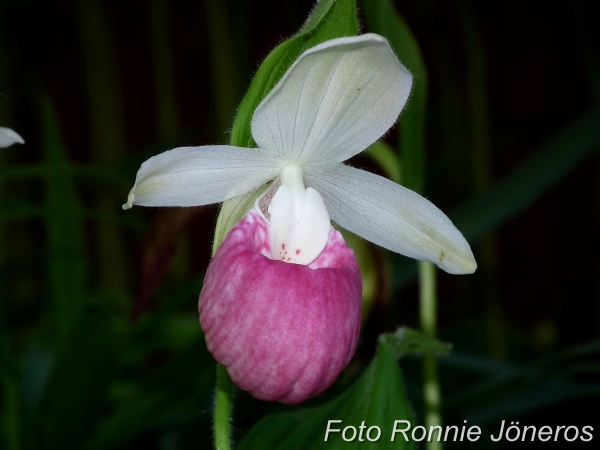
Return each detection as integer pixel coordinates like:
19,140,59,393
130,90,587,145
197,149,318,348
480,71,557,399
259,165,330,265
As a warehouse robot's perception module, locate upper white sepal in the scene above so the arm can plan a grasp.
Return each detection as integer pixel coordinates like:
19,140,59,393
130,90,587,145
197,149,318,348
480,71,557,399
251,33,412,166
268,165,330,265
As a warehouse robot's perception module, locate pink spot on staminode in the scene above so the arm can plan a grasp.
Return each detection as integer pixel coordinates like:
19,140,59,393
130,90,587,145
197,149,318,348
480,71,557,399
287,258,291,261
282,243,285,250
296,249,301,255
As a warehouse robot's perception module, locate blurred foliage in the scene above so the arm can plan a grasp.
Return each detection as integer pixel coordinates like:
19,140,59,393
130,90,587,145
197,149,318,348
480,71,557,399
1,0,600,449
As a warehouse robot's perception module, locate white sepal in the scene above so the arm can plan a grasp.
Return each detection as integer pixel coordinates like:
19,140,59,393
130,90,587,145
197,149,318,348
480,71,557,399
251,34,412,166
305,164,477,274
268,165,330,265
123,145,281,209
0,127,24,148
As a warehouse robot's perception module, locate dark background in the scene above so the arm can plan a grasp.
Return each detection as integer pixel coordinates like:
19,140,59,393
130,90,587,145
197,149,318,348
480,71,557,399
1,0,599,448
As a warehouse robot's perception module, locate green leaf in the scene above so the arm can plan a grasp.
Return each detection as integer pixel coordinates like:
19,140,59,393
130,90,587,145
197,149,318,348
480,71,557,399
361,0,428,193
0,164,131,192
213,0,359,250
212,184,267,254
445,341,600,422
42,98,87,344
81,338,215,450
238,331,416,450
0,199,145,230
20,344,54,450
380,327,451,359
452,105,600,241
42,306,115,450
81,392,170,450
365,141,402,184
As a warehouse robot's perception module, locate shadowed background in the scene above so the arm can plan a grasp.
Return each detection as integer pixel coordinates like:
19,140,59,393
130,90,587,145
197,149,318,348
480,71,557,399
1,0,599,449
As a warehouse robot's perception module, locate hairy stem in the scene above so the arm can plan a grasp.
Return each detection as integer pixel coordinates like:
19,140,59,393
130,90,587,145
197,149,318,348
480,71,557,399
214,364,233,450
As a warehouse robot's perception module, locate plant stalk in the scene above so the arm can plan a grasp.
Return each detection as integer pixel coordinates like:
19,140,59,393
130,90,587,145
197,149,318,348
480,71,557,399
214,364,233,450
419,260,442,450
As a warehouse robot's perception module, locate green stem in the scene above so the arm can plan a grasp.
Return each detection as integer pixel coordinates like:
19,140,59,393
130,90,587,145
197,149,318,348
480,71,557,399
214,364,233,450
419,261,442,450
459,0,506,359
205,0,239,136
150,0,180,138
4,380,20,450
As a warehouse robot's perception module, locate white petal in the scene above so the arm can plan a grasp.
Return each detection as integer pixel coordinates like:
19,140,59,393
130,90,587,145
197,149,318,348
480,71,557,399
305,164,477,274
123,146,281,209
0,127,24,148
251,34,412,166
268,165,330,265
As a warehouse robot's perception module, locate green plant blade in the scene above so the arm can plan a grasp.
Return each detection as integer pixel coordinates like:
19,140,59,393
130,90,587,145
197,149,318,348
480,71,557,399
452,105,600,241
365,141,402,184
42,99,87,344
444,342,600,425
361,0,428,193
381,327,451,358
42,306,114,450
214,0,359,249
238,330,420,450
81,337,216,450
15,343,53,450
212,185,266,254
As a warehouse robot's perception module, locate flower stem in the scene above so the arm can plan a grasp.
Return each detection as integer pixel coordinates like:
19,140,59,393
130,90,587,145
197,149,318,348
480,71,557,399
214,364,233,450
3,379,20,450
419,260,442,450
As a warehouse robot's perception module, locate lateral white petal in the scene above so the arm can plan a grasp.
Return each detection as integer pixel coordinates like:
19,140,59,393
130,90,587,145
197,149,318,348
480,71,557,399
0,127,24,148
123,146,281,209
305,164,477,274
251,34,412,165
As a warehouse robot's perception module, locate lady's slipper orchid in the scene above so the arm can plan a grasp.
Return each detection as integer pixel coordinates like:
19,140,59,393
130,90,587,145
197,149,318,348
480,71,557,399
124,34,476,403
0,127,24,148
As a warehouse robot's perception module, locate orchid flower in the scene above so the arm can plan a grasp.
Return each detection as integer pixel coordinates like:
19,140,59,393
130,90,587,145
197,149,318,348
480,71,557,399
124,34,476,404
0,127,24,148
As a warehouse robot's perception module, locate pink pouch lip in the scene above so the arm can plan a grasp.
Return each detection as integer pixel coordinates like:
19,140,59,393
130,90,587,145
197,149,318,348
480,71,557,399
199,210,362,404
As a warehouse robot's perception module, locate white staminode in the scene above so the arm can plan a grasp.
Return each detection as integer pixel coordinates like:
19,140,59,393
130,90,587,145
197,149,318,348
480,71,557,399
267,165,330,265
123,34,477,275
